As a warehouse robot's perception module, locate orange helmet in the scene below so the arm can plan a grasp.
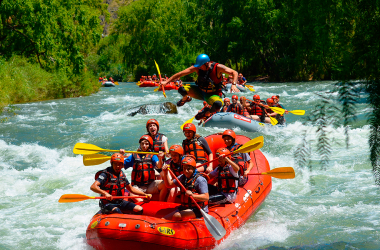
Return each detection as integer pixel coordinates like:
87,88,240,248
203,101,208,106
224,98,230,103
266,98,274,104
148,75,151,78
183,123,196,133
139,135,153,147
271,95,279,100
216,148,231,159
222,129,236,140
253,94,260,100
182,155,196,168
110,153,124,164
232,95,238,100
146,119,159,131
169,145,184,156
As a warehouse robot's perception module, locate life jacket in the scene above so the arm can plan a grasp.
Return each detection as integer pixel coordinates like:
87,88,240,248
241,106,250,117
182,135,209,163
217,164,239,193
131,153,155,186
228,143,247,176
180,172,208,208
238,78,245,85
228,103,243,115
95,167,127,197
222,105,228,112
196,62,223,93
146,133,166,152
249,103,264,116
170,160,183,177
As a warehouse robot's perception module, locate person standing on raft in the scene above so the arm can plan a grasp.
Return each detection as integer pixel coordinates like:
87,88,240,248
162,155,209,220
161,54,239,120
90,153,151,215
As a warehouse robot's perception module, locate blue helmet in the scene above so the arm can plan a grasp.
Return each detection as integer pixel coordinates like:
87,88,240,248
194,54,210,68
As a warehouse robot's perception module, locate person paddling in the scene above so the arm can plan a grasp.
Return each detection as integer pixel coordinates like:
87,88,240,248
119,135,167,201
162,155,209,220
182,123,214,173
264,98,280,124
90,153,151,215
207,148,239,205
247,94,266,122
161,54,239,120
221,130,254,186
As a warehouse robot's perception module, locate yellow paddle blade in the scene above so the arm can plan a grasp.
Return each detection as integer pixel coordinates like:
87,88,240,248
114,81,119,85
270,106,285,115
247,86,255,92
289,110,305,115
73,143,119,155
180,116,195,130
262,167,295,179
136,81,141,85
154,60,161,76
83,154,111,166
154,87,159,92
235,136,264,153
269,116,278,126
59,194,95,203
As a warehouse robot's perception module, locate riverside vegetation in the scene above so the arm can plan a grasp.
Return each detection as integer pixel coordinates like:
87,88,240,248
1,0,380,182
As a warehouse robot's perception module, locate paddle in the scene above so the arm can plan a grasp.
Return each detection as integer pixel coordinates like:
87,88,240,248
245,84,255,92
248,167,295,179
114,81,119,85
83,154,111,166
180,117,195,130
196,136,264,169
167,169,226,240
264,108,278,126
246,99,284,115
154,60,166,98
73,142,159,155
58,194,147,203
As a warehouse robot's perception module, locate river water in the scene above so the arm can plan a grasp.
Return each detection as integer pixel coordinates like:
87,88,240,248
0,82,378,250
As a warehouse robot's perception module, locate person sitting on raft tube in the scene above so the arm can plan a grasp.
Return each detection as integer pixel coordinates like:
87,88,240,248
182,123,214,173
162,155,209,220
161,54,239,120
164,145,184,203
207,148,239,205
222,98,230,112
119,135,167,201
226,95,244,115
239,96,250,117
247,94,266,123
221,130,254,186
145,119,169,158
90,153,151,215
152,74,157,81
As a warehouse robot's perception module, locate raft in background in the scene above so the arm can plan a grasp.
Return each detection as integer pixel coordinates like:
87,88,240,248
86,134,272,250
138,81,159,87
203,112,266,132
224,83,247,92
101,81,116,87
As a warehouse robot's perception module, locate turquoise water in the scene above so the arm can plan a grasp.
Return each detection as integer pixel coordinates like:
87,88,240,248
0,82,377,250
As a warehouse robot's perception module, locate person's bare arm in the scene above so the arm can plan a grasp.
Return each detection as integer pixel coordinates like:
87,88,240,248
163,66,198,86
217,64,239,92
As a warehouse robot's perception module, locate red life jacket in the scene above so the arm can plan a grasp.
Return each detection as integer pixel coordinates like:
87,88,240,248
146,133,166,152
222,105,228,112
196,62,223,93
131,154,155,186
228,103,243,115
182,135,209,163
180,172,208,208
217,164,239,193
249,103,263,116
95,167,127,197
242,106,250,117
228,143,247,176
170,160,183,177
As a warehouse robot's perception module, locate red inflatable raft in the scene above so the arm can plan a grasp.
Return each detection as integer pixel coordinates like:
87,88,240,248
138,81,159,87
157,82,179,91
86,134,272,250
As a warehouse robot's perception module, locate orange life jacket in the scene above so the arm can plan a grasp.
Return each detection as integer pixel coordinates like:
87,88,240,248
228,103,243,115
131,154,155,186
217,164,239,193
180,172,208,208
249,103,264,116
182,135,209,163
170,160,183,177
147,133,166,152
95,167,127,197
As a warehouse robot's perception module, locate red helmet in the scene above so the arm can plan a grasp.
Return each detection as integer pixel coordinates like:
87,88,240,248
240,96,246,102
146,119,159,131
232,95,238,100
222,129,236,140
224,98,230,102
216,148,231,159
169,145,184,156
182,155,196,168
148,75,151,78
266,98,274,104
253,94,260,100
271,95,279,100
110,153,124,164
139,135,153,147
183,123,196,133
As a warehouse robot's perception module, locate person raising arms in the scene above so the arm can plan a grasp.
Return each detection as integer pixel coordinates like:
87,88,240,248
90,153,151,215
162,155,209,220
182,123,214,173
161,54,239,120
